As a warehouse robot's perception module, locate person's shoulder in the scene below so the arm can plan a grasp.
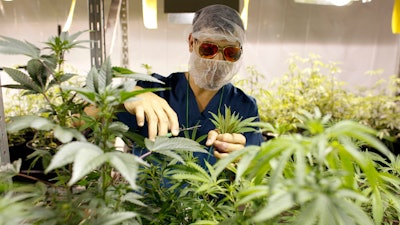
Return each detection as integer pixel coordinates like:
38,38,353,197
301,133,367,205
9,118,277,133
138,72,184,87
226,84,257,105
152,72,185,81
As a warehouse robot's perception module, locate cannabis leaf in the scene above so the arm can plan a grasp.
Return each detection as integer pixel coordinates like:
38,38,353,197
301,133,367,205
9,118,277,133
144,137,208,163
209,105,258,133
0,35,40,58
46,141,148,189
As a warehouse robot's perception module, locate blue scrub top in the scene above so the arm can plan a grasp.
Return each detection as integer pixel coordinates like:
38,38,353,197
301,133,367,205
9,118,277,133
117,72,263,167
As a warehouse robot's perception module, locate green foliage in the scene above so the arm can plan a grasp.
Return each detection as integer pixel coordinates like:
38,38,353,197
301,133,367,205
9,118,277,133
209,105,258,133
0,31,217,225
143,136,207,163
2,32,400,225
0,35,40,58
0,31,88,129
215,108,400,225
237,54,400,140
130,108,400,225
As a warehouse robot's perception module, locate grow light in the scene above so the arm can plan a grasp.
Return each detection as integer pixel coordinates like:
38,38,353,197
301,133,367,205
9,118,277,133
294,0,372,6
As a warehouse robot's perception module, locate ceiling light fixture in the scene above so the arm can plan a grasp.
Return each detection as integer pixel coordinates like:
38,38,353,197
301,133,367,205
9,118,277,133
142,0,157,29
330,0,352,6
294,0,372,6
167,13,194,24
62,0,77,32
241,0,249,30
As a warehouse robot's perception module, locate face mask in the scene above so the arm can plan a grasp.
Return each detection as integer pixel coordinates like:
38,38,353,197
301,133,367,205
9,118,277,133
188,52,240,90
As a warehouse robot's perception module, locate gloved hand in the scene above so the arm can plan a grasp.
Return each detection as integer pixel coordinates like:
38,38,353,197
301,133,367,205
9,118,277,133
206,130,246,159
124,86,180,141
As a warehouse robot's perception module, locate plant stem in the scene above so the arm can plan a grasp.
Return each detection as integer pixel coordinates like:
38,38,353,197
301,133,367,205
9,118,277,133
140,151,152,159
16,172,55,186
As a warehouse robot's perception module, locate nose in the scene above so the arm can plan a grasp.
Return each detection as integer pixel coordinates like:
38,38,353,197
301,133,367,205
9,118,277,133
213,51,225,61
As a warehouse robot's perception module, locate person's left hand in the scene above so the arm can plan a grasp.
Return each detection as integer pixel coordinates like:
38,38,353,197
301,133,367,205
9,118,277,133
206,130,246,159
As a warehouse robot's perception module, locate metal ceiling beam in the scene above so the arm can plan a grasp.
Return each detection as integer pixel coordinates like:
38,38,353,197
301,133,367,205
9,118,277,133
120,0,129,68
88,0,128,68
88,0,106,68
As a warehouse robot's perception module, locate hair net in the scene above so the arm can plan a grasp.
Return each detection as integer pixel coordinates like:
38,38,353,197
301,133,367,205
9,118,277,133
188,4,245,90
191,4,245,44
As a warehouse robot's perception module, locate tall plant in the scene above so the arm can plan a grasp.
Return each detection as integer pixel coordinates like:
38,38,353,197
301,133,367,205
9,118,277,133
0,32,207,224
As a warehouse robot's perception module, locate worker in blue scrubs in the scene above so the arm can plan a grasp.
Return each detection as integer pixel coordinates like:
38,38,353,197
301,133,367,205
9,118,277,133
118,4,263,167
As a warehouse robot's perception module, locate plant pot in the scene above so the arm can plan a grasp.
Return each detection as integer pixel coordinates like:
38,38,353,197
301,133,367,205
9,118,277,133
9,136,57,184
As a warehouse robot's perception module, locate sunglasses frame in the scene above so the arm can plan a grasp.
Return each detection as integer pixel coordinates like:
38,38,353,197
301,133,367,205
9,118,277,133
194,39,242,62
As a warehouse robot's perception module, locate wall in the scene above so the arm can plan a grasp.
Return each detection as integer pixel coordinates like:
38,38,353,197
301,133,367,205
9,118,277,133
0,0,398,94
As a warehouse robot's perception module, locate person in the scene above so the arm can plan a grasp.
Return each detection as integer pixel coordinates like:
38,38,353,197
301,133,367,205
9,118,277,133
117,4,263,167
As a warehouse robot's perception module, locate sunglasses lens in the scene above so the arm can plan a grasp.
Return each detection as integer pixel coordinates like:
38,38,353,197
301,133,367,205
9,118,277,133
224,47,242,62
197,40,242,62
199,43,218,58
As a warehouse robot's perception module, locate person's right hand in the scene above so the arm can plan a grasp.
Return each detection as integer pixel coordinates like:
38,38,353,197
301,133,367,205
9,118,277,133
124,86,180,141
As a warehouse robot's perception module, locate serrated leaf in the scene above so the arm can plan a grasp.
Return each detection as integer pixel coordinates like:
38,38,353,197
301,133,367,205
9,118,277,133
171,173,210,183
69,148,107,186
236,185,269,206
252,191,295,223
3,67,43,93
86,66,98,92
53,125,87,143
63,86,97,103
7,116,55,132
45,141,102,173
94,212,138,225
27,58,49,89
154,149,184,164
98,57,113,90
371,188,383,225
0,36,40,58
292,200,319,225
190,220,219,225
121,192,147,207
115,73,164,84
0,84,26,89
235,146,259,182
209,105,258,133
187,161,213,180
145,137,207,153
63,30,89,43
108,121,129,135
49,73,76,88
0,159,22,178
107,151,147,189
332,197,375,225
30,117,55,131
112,66,136,74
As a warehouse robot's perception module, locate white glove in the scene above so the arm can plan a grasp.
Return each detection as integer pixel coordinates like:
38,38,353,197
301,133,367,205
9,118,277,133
206,130,246,159
124,86,179,141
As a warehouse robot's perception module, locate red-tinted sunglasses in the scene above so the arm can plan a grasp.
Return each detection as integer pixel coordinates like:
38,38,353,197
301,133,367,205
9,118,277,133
195,39,242,62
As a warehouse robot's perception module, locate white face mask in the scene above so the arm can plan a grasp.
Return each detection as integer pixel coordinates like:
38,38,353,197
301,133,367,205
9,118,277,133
188,52,241,90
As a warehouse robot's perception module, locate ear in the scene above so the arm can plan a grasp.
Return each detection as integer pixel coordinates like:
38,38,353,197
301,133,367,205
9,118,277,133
188,33,194,52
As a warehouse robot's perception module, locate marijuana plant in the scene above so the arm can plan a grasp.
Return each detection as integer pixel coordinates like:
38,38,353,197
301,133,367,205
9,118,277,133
0,31,208,224
209,105,258,134
214,108,400,225
237,54,400,151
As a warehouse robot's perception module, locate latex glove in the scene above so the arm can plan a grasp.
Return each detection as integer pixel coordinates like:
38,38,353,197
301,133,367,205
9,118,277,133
124,87,180,141
206,130,246,159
